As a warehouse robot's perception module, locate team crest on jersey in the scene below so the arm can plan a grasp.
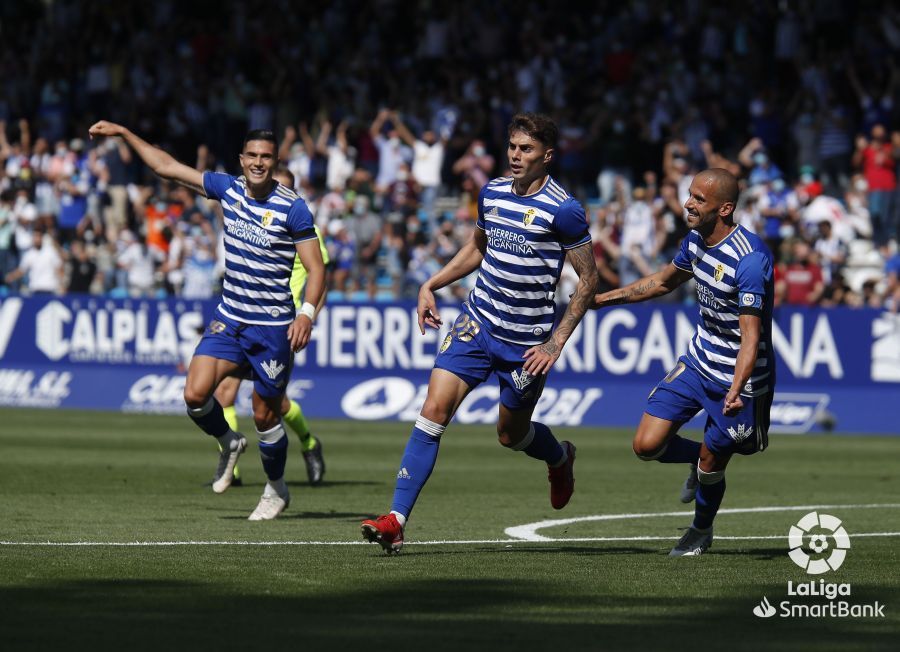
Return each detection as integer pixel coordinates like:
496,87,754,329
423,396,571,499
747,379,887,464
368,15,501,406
207,320,226,334
523,208,536,226
714,263,725,283
261,210,274,228
439,333,452,353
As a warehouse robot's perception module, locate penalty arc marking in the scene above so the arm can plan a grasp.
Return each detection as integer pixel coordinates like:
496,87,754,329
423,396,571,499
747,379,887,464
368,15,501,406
503,503,900,542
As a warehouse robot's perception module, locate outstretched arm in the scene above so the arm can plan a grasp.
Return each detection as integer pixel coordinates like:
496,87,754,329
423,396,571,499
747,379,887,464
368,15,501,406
315,121,332,156
417,228,487,333
391,111,417,147
593,262,692,308
370,109,389,139
89,121,204,194
523,242,600,375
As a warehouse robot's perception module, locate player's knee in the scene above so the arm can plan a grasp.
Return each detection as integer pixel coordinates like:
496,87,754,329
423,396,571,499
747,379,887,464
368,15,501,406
252,404,279,431
183,385,209,409
497,424,528,448
697,466,725,484
632,438,667,461
420,398,451,426
498,422,534,450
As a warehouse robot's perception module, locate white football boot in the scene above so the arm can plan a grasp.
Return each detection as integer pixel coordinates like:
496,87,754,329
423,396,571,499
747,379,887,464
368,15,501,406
248,484,291,521
211,434,247,494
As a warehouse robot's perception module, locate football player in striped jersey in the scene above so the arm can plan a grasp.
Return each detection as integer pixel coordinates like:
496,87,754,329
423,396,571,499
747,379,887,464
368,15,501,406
362,113,599,553
213,166,329,487
592,168,776,557
89,121,325,520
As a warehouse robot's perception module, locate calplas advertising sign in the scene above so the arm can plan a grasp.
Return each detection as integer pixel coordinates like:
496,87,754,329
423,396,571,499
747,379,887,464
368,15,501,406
0,297,897,434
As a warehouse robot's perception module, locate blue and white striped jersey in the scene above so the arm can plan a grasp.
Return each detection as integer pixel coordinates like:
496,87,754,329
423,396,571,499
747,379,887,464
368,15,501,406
203,172,317,326
467,176,591,346
673,225,775,396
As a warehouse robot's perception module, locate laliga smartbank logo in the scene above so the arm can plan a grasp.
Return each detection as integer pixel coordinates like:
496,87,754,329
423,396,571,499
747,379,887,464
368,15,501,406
788,510,850,574
753,512,885,619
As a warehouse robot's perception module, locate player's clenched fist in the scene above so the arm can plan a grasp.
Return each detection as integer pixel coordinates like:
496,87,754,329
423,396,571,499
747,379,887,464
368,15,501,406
88,120,126,139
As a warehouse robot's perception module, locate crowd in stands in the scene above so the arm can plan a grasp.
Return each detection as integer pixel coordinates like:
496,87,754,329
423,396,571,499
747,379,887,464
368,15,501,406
0,0,898,310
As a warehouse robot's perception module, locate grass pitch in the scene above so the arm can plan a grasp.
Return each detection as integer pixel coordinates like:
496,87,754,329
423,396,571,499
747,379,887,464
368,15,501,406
0,408,898,651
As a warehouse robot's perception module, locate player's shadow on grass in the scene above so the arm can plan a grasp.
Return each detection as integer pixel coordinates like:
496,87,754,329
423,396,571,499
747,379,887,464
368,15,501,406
218,510,371,521
286,480,382,488
708,546,784,560
231,480,383,488
3,578,899,651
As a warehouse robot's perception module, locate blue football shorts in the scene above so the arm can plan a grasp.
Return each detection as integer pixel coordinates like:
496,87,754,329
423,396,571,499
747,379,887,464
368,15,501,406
645,356,772,456
434,311,546,411
193,310,293,398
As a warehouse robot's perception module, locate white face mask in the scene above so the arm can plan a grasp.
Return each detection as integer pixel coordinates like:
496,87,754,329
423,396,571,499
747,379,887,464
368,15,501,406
389,137,400,147
472,146,485,157
396,170,409,182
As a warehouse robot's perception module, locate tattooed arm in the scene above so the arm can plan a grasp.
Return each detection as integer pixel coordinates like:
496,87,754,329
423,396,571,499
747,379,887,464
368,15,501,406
523,242,600,376
593,263,693,308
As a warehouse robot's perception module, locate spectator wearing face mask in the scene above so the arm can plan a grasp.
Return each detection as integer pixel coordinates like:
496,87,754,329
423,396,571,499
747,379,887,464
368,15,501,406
181,237,217,299
67,238,99,294
370,109,410,193
757,176,800,252
4,229,63,295
813,221,847,284
384,162,420,219
452,139,494,195
775,239,825,306
740,139,783,187
392,111,446,229
349,195,383,298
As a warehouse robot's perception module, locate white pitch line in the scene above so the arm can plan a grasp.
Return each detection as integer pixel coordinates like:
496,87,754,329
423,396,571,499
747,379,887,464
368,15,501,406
2,532,900,547
504,503,900,541
3,504,898,548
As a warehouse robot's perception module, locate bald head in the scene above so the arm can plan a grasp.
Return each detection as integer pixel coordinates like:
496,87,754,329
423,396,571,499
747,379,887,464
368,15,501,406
696,168,739,207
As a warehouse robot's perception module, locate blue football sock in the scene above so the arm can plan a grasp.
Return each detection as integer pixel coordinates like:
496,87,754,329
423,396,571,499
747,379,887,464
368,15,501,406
657,436,701,464
187,398,231,438
257,423,288,482
512,422,565,466
693,478,726,531
390,416,444,519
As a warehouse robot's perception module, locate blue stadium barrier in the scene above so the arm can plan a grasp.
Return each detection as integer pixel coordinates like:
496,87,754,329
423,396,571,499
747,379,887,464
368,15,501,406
0,295,897,434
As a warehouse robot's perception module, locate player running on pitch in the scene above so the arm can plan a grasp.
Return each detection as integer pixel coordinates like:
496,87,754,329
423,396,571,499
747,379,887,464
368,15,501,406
361,113,599,553
212,166,329,488
89,121,325,520
591,168,775,556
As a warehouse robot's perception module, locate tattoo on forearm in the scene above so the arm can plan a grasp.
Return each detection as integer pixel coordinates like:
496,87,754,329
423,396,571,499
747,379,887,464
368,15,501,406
604,279,657,306
553,244,600,348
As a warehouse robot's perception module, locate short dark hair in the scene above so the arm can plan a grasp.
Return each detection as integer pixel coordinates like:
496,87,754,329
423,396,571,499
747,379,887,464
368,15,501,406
507,113,558,149
242,129,278,151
